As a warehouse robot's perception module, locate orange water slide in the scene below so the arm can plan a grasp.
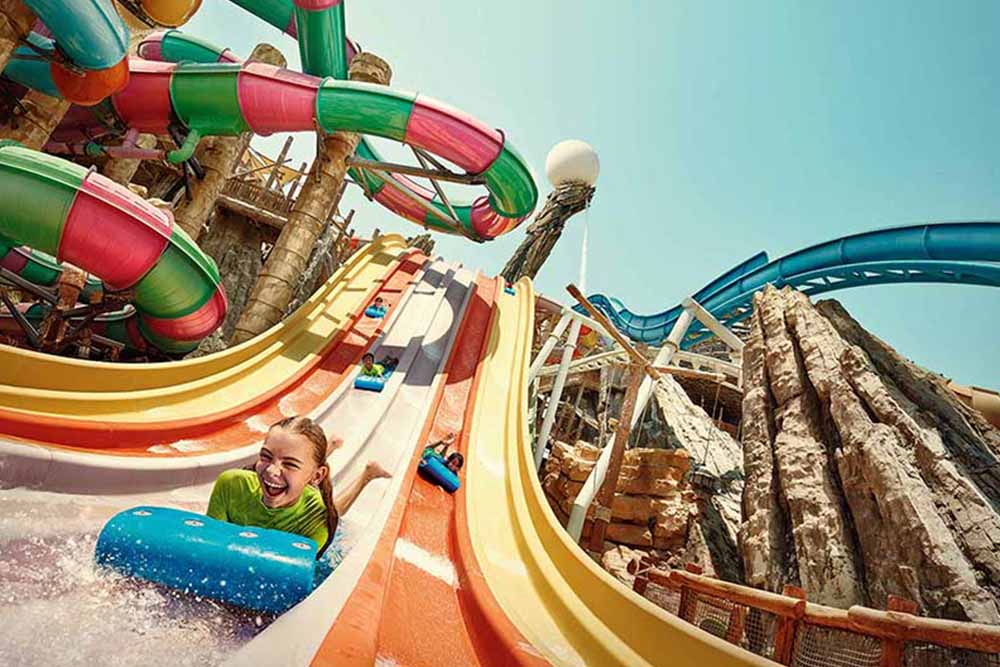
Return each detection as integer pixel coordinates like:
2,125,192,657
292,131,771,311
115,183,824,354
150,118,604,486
310,274,544,666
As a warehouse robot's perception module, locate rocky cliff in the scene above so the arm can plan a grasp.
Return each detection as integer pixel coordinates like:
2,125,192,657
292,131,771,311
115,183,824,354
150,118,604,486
740,286,1000,623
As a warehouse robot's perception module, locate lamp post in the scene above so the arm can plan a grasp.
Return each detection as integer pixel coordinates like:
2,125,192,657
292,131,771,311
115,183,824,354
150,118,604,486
500,139,599,283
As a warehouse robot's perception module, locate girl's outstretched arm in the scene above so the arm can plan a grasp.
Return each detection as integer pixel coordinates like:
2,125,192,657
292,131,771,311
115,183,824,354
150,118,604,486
333,461,392,514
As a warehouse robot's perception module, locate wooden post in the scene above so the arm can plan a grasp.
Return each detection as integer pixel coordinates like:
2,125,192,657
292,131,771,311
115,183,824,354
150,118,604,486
631,555,652,596
678,572,698,624
559,383,585,442
566,284,660,381
725,604,748,645
286,161,308,201
264,135,294,191
587,361,643,552
773,585,806,665
879,597,918,667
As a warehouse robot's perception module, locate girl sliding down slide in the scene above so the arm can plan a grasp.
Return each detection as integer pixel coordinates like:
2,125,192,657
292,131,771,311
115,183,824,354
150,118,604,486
207,416,390,558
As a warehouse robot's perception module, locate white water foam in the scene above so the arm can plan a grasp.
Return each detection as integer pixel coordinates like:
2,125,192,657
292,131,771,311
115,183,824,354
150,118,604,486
392,538,457,588
245,415,270,433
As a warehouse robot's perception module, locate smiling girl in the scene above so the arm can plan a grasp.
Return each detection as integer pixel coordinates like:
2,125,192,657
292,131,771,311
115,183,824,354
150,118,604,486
206,416,389,557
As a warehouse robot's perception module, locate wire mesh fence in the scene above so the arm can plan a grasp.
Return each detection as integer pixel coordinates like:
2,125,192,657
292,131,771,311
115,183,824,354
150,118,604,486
684,590,778,660
645,582,681,616
792,622,881,667
904,642,1000,667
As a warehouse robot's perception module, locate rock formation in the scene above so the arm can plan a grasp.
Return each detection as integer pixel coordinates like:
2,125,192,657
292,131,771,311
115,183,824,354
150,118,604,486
543,441,696,552
544,371,746,582
740,286,1000,623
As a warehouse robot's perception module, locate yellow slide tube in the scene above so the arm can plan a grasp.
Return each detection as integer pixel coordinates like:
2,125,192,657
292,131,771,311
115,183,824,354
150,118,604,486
465,278,774,666
0,235,408,423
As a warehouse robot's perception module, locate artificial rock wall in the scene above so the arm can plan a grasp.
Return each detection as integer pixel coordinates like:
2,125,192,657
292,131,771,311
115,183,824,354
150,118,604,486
739,286,1000,623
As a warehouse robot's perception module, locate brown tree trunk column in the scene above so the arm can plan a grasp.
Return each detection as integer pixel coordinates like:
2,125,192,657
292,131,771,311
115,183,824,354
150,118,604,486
0,1,34,72
233,53,391,343
587,362,644,552
173,44,286,240
500,181,594,283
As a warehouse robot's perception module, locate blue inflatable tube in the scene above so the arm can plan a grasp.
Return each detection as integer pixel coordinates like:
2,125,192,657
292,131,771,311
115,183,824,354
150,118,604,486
354,366,394,392
95,506,317,614
364,305,386,318
419,453,460,493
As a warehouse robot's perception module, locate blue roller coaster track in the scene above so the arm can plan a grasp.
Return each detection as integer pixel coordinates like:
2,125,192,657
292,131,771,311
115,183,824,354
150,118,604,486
577,222,1000,349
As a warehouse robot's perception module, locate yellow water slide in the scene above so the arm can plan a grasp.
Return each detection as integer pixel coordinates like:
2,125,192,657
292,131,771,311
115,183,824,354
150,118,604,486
464,279,772,666
0,235,408,425
0,247,774,664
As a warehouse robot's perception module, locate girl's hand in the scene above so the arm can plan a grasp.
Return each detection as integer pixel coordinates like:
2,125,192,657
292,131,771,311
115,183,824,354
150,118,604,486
364,461,391,481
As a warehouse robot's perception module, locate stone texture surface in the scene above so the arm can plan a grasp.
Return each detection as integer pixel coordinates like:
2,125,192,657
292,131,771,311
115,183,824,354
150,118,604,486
652,376,745,582
186,209,264,358
601,543,642,588
739,286,1000,622
543,441,696,551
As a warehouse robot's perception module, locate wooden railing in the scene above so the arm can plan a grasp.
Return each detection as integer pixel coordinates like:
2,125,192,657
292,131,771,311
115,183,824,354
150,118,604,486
222,179,295,217
630,558,1000,666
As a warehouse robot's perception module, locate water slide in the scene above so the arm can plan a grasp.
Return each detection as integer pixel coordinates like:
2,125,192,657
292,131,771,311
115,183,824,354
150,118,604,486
5,10,538,241
0,142,227,353
216,0,527,242
12,0,130,105
1,253,774,666
582,222,1000,347
1,2,779,665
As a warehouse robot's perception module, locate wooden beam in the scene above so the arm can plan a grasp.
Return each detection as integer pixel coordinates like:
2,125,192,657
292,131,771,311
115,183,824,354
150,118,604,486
264,136,294,191
587,362,644,551
217,194,288,230
566,284,660,380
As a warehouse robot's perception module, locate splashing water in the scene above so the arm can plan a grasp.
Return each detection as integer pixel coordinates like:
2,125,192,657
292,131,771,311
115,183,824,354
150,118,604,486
0,487,346,665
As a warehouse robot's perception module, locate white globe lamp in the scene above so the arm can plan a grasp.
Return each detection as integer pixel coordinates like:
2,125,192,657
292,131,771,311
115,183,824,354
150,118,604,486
545,139,600,188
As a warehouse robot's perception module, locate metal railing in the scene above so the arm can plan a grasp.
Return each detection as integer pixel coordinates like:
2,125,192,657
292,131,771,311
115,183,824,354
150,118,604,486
630,559,1000,667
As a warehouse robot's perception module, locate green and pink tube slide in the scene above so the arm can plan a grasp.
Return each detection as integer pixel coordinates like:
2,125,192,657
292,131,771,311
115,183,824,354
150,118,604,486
39,56,536,240
14,0,538,240
220,0,541,240
0,143,226,354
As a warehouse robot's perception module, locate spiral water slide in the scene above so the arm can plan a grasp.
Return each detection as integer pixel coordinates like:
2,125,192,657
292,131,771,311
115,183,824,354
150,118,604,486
218,0,540,241
7,2,538,241
581,222,1000,347
0,142,227,353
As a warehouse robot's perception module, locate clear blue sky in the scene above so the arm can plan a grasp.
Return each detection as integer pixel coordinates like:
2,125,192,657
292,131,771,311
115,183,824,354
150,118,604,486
187,1,999,387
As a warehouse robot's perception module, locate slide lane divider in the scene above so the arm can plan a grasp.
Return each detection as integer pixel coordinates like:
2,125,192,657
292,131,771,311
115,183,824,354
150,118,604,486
230,265,476,665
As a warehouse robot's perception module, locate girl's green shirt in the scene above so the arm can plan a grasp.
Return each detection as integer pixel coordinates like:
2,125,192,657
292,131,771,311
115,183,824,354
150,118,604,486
206,469,328,547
